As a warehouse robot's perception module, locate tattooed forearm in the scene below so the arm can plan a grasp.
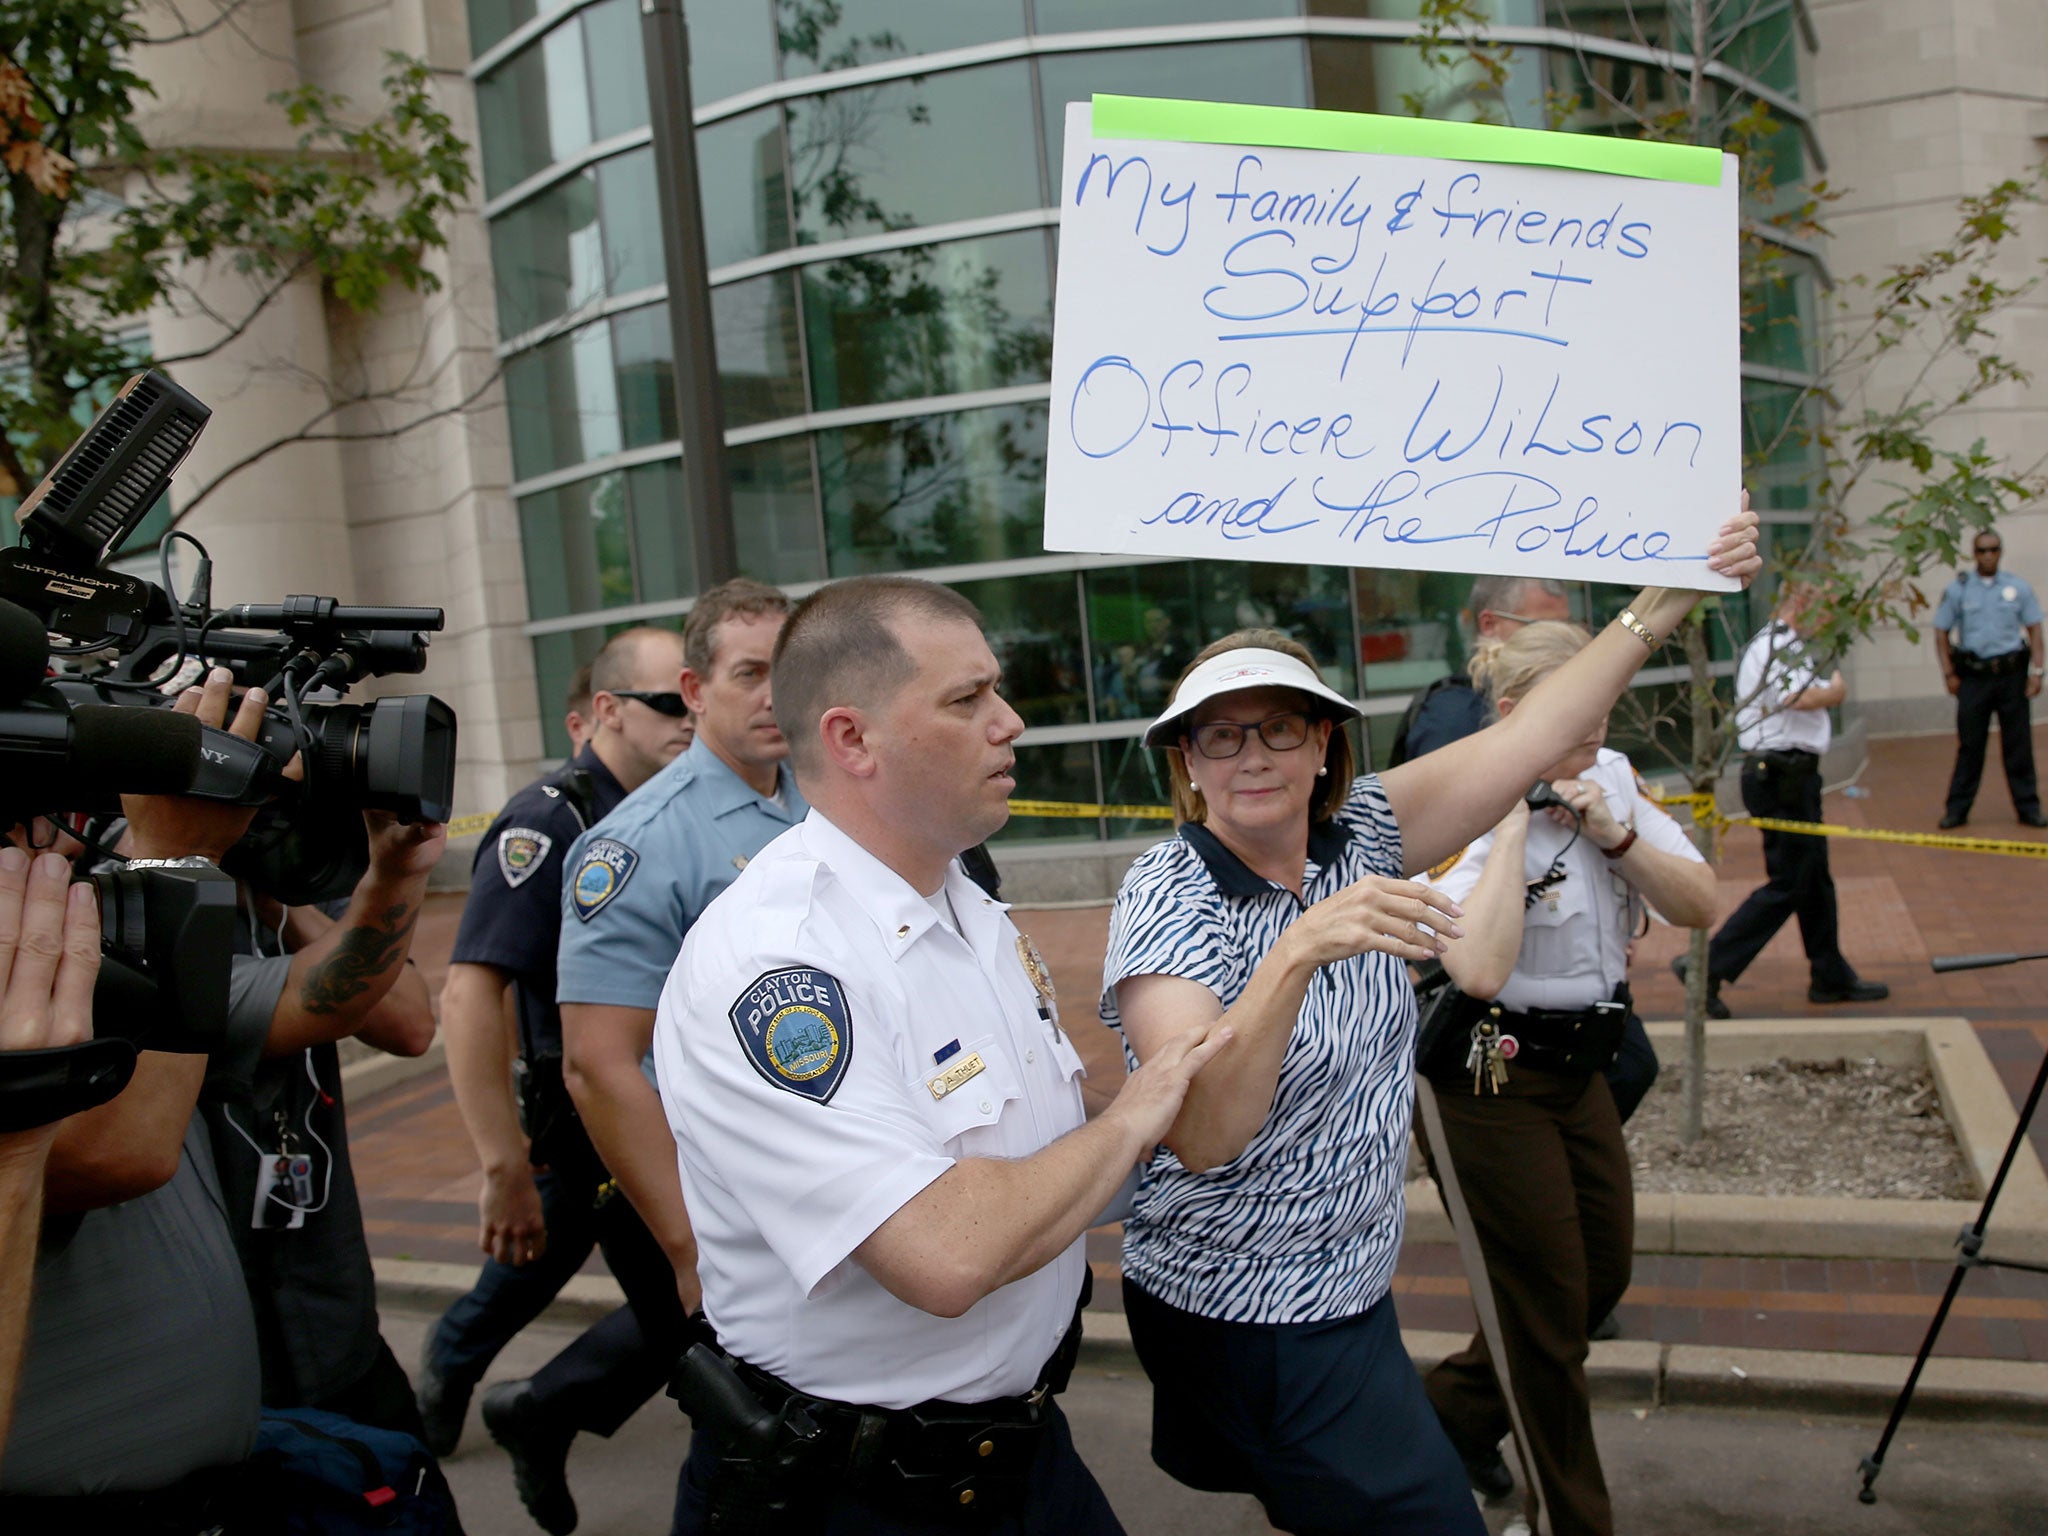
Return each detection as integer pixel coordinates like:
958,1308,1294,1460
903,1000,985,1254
301,902,417,1015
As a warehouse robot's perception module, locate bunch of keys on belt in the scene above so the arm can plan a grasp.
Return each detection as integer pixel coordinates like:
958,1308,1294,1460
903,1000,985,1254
1465,1014,1519,1094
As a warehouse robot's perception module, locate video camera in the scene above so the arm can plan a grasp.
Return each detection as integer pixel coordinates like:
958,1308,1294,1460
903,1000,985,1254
0,371,459,1132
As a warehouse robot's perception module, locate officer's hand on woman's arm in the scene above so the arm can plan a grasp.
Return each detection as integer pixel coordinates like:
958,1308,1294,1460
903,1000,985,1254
443,961,548,1266
1383,497,1761,876
1435,802,1529,1002
260,810,445,1059
563,1001,702,1313
46,669,276,1212
0,843,99,1452
1116,875,1464,1174
854,1023,1234,1319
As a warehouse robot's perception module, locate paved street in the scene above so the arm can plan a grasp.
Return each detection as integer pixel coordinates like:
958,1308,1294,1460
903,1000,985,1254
382,1306,2048,1536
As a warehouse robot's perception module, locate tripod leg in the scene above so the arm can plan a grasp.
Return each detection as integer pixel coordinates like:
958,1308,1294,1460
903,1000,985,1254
1858,1043,2048,1502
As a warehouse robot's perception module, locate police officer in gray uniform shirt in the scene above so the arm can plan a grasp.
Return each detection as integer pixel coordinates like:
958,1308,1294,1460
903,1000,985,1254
1934,530,2046,828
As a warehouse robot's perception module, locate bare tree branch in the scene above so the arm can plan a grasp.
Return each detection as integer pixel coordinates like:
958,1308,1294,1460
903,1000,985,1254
164,363,503,531
137,0,261,45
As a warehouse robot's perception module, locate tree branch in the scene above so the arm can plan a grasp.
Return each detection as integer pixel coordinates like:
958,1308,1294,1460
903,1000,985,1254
164,365,503,532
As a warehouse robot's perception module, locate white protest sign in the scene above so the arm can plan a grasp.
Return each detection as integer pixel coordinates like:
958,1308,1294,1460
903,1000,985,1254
1045,97,1741,590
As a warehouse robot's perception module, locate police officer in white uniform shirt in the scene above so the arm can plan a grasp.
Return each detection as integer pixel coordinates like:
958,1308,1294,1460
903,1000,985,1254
653,575,1229,1535
1696,583,1888,1013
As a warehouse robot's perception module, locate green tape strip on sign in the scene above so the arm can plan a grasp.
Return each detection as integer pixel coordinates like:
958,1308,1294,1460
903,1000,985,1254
1090,94,1724,188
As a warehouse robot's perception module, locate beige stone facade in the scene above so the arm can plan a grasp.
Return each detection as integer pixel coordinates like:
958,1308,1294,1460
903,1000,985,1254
1808,0,2048,737
131,0,531,832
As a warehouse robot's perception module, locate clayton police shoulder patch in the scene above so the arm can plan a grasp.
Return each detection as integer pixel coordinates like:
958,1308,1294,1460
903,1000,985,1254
729,967,852,1103
571,838,639,922
497,826,553,889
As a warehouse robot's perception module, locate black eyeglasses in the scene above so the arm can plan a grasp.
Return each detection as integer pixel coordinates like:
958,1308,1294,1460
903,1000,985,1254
606,690,689,717
1188,711,1313,760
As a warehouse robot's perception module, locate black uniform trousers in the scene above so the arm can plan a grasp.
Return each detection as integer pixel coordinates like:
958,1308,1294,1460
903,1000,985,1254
426,1156,684,1437
1946,664,2040,819
1422,1067,1633,1536
1705,750,1856,989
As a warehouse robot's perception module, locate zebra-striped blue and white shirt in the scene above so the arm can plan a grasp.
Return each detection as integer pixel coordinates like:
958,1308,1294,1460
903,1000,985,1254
1101,774,1417,1325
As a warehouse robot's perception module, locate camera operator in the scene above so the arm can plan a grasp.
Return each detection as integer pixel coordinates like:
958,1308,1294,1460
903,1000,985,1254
195,797,444,1438
0,847,100,1451
0,672,277,1529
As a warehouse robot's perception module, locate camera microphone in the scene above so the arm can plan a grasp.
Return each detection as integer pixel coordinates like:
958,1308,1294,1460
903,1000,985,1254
1,701,202,810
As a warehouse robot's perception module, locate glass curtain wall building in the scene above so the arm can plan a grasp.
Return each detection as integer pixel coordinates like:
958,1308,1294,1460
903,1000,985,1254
467,0,1822,850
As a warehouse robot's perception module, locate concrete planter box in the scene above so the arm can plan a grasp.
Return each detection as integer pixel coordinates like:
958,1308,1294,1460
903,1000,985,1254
1404,1018,2048,1262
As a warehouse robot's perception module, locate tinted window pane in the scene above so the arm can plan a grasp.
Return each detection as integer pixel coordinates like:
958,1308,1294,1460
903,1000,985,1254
688,0,778,103
585,0,653,141
477,20,593,197
1084,562,1355,723
612,305,679,449
777,0,1026,78
597,149,666,295
819,402,1047,574
785,63,1037,244
1098,730,1177,836
1352,567,1491,700
626,458,696,602
802,231,1050,412
503,317,624,479
952,570,1087,728
533,628,606,758
1036,0,1296,29
1039,43,1306,169
468,0,577,60
519,471,634,619
490,165,603,336
994,740,1099,845
697,108,793,269
714,273,808,427
1743,254,1815,376
730,436,825,583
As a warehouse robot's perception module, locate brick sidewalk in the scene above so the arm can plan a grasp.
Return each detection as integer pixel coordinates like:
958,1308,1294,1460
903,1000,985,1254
356,728,2048,1363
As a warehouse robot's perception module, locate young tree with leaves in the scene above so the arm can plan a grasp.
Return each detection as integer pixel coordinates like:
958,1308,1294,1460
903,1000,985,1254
1,0,474,523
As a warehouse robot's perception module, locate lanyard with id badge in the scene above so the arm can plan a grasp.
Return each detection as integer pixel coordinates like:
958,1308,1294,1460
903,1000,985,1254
228,1050,331,1230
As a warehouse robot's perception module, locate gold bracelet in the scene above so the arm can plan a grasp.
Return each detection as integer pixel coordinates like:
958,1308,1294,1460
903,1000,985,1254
1615,608,1659,650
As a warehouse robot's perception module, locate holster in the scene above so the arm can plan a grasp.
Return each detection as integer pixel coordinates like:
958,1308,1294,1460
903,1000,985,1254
512,1054,604,1190
671,1300,1086,1531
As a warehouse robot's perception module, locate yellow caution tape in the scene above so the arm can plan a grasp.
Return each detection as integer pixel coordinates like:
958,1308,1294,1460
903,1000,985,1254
1647,788,2048,859
1008,799,1175,821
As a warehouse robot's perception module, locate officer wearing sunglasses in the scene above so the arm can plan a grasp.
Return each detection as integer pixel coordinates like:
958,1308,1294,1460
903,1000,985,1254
420,624,694,1524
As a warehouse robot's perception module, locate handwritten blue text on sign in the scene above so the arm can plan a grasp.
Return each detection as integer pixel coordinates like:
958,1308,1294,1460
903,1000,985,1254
1044,102,1742,588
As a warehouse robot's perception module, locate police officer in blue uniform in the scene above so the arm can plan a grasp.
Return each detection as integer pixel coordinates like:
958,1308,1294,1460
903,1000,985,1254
538,580,808,1529
418,626,691,1534
1935,531,2046,828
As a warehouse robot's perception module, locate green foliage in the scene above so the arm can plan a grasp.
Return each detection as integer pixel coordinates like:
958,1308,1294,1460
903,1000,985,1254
1,0,472,498
1401,0,1517,125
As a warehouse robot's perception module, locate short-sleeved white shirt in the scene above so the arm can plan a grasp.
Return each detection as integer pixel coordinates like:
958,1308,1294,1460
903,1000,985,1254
654,809,1089,1409
1100,775,1416,1326
1734,621,1830,754
1422,748,1707,1013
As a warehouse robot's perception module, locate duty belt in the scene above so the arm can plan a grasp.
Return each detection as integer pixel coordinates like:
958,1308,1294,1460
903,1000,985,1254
1954,648,2029,678
671,1293,1087,1529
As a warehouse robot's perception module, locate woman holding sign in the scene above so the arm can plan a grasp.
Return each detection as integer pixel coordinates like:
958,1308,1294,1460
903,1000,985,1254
1099,504,1757,1536
1416,620,1715,1536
